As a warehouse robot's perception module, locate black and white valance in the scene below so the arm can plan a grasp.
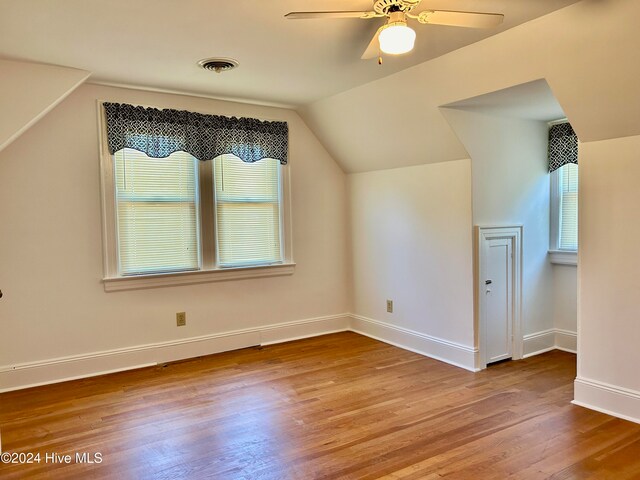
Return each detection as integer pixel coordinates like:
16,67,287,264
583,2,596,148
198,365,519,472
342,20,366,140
103,102,288,164
548,122,577,172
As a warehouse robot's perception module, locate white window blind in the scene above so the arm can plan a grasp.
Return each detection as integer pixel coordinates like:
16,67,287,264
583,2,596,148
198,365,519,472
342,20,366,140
214,155,282,267
558,163,578,250
114,148,200,275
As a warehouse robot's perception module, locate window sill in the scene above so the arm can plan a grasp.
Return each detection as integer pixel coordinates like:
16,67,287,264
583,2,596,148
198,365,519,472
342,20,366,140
548,250,577,266
103,262,296,292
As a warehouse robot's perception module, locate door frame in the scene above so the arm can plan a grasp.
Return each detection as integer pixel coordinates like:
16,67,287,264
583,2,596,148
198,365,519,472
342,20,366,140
476,225,523,369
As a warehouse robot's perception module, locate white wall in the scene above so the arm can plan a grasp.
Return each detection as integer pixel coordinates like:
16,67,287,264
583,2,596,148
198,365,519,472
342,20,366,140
0,84,351,389
348,160,476,369
553,265,578,333
574,135,640,422
442,110,554,353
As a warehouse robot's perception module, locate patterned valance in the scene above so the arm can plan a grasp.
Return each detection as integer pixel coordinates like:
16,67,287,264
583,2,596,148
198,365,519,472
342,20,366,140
548,122,577,172
103,102,288,164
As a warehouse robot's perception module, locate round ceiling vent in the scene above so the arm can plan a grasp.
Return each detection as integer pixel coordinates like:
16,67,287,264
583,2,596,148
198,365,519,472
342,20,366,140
198,58,239,73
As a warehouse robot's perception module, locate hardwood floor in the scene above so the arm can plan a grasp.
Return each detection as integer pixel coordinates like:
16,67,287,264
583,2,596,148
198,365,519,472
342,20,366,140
1,332,639,479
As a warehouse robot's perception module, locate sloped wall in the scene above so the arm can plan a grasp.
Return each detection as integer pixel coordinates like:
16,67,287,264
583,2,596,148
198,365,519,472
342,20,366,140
0,59,90,153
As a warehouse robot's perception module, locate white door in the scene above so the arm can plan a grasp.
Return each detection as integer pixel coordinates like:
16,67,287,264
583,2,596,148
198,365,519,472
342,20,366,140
484,238,513,364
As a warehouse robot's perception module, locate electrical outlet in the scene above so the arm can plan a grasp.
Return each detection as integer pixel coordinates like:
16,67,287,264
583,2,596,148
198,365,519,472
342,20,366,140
176,312,186,327
386,300,393,313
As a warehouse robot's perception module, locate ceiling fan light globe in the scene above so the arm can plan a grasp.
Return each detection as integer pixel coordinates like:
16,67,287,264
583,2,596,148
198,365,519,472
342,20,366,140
379,23,416,55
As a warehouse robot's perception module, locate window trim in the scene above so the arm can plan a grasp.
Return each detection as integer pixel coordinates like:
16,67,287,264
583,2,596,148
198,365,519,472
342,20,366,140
97,101,295,291
548,250,577,266
102,263,296,292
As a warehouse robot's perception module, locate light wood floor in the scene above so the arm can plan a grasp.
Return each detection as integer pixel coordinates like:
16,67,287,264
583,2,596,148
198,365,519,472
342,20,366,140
1,332,639,479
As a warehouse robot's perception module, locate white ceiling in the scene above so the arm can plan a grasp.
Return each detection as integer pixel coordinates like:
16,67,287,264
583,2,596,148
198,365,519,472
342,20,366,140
0,0,580,106
443,79,566,122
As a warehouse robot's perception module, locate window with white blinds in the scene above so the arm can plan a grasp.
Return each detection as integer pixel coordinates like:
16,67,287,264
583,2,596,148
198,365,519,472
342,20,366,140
114,148,200,275
101,108,293,289
557,163,578,250
110,150,284,278
549,161,579,254
214,155,282,267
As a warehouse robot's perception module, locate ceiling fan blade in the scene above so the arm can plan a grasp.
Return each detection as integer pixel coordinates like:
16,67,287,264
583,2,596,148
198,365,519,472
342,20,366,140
418,10,504,28
361,27,383,60
285,11,374,20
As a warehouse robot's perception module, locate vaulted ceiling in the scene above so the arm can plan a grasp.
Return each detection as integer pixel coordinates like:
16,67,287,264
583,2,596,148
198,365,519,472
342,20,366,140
300,0,640,172
0,0,579,106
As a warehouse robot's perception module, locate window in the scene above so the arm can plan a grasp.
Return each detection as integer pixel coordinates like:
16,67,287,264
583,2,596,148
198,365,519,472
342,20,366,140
114,149,200,275
548,121,578,265
99,104,293,291
214,155,283,267
553,163,578,251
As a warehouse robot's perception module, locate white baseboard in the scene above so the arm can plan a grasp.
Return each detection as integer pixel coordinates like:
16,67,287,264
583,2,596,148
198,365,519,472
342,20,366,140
555,329,577,353
0,313,576,393
0,314,351,393
573,377,640,425
523,329,556,357
260,315,350,345
0,312,480,391
350,314,478,372
523,328,577,358
0,313,480,392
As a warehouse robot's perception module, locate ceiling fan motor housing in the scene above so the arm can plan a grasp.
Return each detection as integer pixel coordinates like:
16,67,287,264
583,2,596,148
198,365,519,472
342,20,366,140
373,0,422,16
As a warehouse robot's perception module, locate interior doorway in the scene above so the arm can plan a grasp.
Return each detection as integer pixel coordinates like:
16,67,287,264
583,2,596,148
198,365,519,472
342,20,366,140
477,226,523,369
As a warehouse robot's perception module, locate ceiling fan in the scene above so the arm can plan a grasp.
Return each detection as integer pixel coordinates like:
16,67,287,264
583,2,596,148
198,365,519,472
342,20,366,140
285,0,504,60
